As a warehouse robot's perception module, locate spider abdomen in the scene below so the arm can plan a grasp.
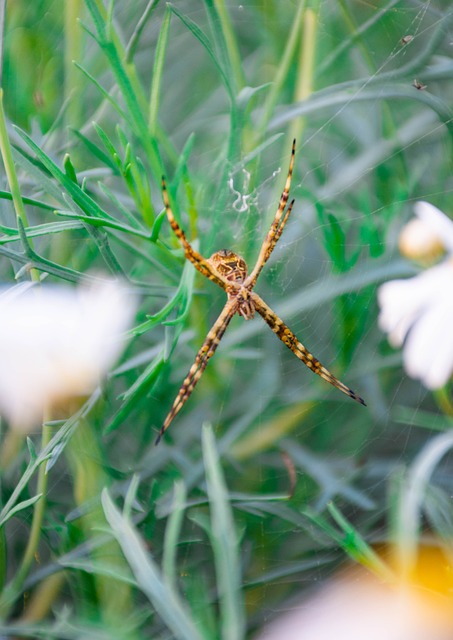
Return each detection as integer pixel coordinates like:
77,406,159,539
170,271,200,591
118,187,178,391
208,249,248,283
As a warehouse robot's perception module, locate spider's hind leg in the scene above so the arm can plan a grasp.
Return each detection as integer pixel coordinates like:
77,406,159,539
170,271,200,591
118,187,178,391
251,292,366,406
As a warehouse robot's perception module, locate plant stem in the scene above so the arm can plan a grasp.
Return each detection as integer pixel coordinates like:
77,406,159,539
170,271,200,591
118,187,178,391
0,89,40,283
0,423,52,618
212,0,245,93
66,416,133,626
290,4,319,144
256,0,306,143
231,401,314,460
19,572,66,623
64,0,84,130
434,386,453,418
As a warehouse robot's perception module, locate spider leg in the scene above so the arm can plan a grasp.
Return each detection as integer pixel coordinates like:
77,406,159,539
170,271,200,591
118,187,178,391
251,292,366,406
155,298,238,444
162,177,231,292
245,139,296,289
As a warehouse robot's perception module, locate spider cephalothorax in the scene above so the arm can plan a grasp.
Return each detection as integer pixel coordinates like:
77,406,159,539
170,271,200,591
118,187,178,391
156,140,365,444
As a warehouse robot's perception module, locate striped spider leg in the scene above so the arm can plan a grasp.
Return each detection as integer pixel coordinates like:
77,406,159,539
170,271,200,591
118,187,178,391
155,298,238,444
251,292,366,405
157,139,365,443
161,177,234,292
244,138,296,289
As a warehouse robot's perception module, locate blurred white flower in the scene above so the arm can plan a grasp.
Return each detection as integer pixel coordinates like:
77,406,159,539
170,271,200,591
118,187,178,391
0,280,135,430
398,201,453,261
256,567,453,640
378,201,453,390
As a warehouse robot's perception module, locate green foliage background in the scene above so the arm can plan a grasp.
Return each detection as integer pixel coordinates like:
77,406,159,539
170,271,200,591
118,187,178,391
0,0,453,638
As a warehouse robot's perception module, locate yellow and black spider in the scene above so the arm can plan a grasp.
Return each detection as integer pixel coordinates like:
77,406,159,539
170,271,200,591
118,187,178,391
156,140,365,444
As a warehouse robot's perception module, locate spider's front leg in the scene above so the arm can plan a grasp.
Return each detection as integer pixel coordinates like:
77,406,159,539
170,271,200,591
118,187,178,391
251,292,366,405
155,298,238,444
161,177,230,292
245,139,296,289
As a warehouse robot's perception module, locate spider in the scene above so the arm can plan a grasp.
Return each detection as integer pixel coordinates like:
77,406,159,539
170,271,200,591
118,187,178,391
155,140,365,444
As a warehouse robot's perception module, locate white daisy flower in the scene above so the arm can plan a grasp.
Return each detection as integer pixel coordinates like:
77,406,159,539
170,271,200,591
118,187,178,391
0,280,135,430
378,202,453,390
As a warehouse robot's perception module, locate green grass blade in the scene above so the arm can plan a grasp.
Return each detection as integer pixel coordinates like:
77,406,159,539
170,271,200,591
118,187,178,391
204,0,245,93
14,127,110,217
169,5,232,99
148,6,171,134
101,489,204,640
0,391,101,529
73,60,129,121
126,0,161,62
71,128,120,171
271,83,453,138
0,190,55,211
54,210,150,239
162,480,187,588
202,424,245,640
257,0,305,138
0,221,84,243
83,0,161,173
104,352,165,434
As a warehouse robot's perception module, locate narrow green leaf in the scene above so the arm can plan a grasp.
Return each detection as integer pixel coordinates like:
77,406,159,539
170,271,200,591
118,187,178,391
26,438,37,461
271,84,453,138
104,353,165,434
126,0,161,62
0,392,101,529
149,6,172,134
205,0,245,93
394,406,453,432
0,221,84,244
0,190,55,211
0,495,43,526
101,489,204,640
98,182,145,231
63,154,78,183
14,127,109,219
202,424,245,640
133,258,195,335
123,474,141,520
15,218,98,283
169,5,232,98
79,221,126,277
93,122,122,165
55,210,151,239
162,480,187,588
71,128,119,172
12,147,68,206
84,0,160,173
73,61,129,122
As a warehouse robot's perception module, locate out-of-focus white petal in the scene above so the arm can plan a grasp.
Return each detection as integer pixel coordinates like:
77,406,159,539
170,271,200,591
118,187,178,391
378,260,453,390
413,201,453,253
0,280,136,430
378,263,445,346
378,279,422,346
404,295,453,389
